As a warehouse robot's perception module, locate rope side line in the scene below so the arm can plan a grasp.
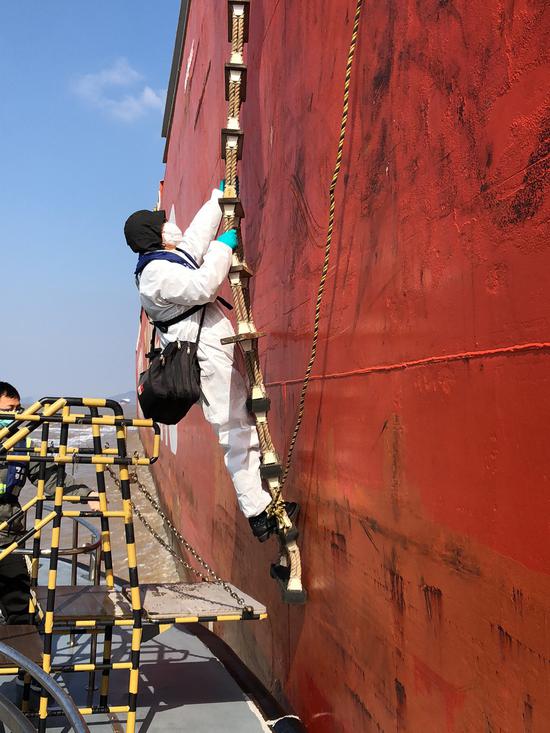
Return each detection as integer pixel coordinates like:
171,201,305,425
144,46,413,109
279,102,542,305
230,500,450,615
281,0,365,488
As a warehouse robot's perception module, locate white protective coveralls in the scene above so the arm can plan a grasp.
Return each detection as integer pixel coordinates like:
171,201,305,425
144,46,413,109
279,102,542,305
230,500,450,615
138,189,271,518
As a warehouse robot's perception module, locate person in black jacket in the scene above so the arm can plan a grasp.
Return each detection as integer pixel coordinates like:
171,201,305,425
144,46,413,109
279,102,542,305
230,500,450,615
0,382,97,623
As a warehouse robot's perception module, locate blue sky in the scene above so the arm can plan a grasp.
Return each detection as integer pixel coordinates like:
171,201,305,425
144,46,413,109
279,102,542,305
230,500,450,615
0,1,181,399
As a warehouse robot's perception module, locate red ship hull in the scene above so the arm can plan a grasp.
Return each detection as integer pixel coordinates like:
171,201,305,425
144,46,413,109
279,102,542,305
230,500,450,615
138,1,550,730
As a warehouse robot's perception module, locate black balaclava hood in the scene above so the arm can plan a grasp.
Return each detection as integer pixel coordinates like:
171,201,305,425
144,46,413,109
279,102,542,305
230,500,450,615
124,209,167,254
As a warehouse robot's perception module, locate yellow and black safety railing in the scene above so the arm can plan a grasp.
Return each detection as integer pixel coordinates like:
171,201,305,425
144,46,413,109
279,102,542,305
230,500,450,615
220,0,306,604
0,395,265,732
89,406,115,589
0,396,159,733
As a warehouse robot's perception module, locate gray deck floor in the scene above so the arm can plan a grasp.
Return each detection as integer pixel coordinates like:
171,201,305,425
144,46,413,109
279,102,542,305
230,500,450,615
0,562,270,732
53,624,270,732
7,428,272,731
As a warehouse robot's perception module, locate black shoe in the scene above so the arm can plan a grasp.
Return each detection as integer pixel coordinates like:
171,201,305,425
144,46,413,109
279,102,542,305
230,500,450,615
285,501,298,521
249,501,299,543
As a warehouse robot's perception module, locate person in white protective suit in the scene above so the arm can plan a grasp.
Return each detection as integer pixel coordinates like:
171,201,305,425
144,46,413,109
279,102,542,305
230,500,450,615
124,188,296,541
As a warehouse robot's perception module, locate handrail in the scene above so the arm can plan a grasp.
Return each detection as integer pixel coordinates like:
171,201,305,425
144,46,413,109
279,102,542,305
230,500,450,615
14,543,100,558
43,503,101,556
13,505,101,558
14,506,102,595
0,643,89,733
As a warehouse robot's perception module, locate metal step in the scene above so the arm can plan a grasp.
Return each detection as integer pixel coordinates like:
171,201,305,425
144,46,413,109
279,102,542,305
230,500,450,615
35,586,134,622
131,582,267,623
227,0,250,43
221,331,264,345
219,196,245,219
225,62,247,101
0,626,42,667
229,259,254,277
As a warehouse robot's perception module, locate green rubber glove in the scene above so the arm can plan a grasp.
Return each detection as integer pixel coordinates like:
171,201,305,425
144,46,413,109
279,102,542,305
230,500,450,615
217,229,238,250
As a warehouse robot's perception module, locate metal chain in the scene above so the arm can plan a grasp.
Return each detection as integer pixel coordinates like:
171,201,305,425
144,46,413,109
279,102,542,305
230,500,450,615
281,0,364,488
130,502,209,583
105,465,249,609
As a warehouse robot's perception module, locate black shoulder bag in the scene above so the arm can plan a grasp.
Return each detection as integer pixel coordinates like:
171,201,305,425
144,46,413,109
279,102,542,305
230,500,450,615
137,306,206,425
135,247,232,425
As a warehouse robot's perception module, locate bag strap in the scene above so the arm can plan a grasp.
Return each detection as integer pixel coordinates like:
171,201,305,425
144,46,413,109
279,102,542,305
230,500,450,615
135,250,195,278
146,305,207,360
153,304,205,333
139,245,233,339
175,250,234,312
216,295,233,311
196,306,207,344
146,325,158,360
175,247,199,268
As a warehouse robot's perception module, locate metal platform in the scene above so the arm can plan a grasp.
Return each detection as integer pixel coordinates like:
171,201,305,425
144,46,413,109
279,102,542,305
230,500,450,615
35,587,134,622
0,563,271,732
0,397,271,732
134,583,267,623
0,626,271,733
34,583,267,625
0,627,42,667
88,627,268,732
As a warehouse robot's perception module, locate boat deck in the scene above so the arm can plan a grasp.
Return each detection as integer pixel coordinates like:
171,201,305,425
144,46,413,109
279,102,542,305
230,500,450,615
0,562,271,732
51,624,270,732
